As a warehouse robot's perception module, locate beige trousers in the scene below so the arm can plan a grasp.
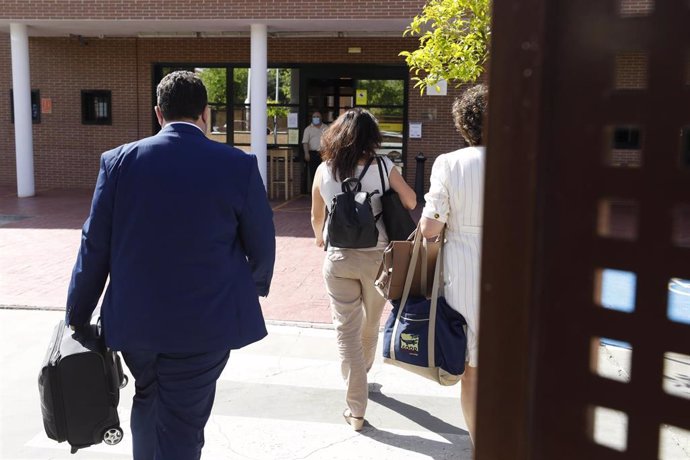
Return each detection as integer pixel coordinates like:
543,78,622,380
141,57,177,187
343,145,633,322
322,248,386,418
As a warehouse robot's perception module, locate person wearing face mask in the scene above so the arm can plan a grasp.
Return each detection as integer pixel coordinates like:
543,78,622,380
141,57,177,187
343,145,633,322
302,111,327,190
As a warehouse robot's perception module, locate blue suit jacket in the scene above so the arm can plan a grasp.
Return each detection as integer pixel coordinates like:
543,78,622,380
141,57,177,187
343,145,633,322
66,123,276,352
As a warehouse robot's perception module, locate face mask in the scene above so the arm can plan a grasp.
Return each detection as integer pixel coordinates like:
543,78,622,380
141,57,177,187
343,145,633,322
312,117,321,125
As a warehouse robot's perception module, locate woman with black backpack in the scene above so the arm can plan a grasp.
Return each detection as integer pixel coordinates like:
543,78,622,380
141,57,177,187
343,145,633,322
310,108,416,431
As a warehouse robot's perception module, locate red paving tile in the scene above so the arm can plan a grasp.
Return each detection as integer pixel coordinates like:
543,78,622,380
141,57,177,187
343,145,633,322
0,186,395,325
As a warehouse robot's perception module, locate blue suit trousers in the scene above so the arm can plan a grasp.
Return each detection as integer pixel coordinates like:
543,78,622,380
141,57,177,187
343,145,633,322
122,350,230,460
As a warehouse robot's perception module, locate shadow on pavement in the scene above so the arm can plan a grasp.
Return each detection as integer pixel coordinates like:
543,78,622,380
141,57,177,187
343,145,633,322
364,385,472,460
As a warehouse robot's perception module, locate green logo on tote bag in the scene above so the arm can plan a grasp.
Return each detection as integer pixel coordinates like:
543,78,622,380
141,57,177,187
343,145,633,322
400,333,420,354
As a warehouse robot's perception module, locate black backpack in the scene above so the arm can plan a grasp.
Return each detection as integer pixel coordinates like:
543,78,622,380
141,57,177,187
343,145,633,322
327,158,380,249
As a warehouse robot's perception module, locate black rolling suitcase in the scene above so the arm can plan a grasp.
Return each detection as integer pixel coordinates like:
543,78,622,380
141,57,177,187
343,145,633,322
38,320,128,454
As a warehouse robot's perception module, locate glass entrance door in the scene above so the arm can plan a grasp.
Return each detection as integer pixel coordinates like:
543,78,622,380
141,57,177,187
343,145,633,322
197,68,228,144
305,78,345,124
354,79,405,172
305,75,406,172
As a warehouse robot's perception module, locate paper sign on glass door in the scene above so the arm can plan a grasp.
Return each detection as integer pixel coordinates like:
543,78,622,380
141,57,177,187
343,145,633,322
288,129,299,145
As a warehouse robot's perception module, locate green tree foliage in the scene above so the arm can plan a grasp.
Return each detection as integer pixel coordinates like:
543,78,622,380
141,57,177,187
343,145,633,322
358,79,404,106
400,0,491,91
200,67,295,119
232,68,294,105
267,68,294,103
197,68,227,104
231,68,248,104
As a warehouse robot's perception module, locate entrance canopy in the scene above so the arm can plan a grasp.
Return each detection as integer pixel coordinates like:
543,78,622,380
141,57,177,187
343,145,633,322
0,19,411,38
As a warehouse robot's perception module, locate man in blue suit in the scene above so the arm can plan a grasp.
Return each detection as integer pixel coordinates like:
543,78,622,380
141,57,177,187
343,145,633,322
66,71,276,459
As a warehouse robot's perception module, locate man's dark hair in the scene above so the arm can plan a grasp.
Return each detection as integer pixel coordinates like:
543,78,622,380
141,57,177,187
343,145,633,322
156,71,208,121
453,84,488,146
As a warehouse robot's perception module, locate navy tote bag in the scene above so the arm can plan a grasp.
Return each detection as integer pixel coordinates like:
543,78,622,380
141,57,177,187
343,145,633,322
382,227,467,385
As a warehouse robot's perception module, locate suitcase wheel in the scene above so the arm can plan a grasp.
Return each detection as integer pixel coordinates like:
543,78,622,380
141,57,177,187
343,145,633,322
103,427,123,445
119,374,128,389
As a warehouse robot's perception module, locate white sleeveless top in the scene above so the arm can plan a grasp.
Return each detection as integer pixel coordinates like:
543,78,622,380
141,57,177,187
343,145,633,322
318,156,395,250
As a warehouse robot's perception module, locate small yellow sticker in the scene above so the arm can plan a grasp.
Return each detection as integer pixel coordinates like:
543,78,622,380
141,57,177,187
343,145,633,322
355,89,368,105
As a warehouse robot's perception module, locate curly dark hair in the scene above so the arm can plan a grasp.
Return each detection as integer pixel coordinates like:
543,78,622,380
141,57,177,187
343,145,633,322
452,84,488,146
156,71,208,121
320,108,382,181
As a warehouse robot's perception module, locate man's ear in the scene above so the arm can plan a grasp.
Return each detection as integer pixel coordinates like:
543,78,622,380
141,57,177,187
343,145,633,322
201,106,211,134
154,106,165,127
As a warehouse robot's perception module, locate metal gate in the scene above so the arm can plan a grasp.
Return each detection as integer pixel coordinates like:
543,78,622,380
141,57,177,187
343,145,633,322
477,1,690,458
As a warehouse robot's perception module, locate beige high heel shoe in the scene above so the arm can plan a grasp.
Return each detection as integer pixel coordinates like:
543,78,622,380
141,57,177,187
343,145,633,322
343,409,365,431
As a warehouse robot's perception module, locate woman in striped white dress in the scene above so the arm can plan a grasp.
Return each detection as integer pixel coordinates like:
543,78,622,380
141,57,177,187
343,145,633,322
420,85,487,443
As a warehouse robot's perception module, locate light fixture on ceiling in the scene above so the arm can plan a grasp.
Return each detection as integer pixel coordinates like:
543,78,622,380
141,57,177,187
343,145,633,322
69,34,88,46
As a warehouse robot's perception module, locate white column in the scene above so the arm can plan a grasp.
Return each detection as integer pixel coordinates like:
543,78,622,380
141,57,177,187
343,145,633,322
250,23,268,190
10,23,35,198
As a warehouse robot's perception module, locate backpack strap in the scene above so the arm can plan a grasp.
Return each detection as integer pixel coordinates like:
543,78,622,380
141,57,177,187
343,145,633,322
375,156,390,192
358,156,376,181
362,156,382,222
356,155,381,200
341,177,362,193
342,156,376,193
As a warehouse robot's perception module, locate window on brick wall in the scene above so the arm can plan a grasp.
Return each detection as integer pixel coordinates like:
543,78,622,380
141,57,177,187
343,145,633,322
81,90,112,125
10,89,41,124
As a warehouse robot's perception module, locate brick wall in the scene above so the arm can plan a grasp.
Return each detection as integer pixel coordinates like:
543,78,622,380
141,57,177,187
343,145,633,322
0,35,12,186
0,36,139,189
407,83,468,193
0,0,426,19
1,35,466,190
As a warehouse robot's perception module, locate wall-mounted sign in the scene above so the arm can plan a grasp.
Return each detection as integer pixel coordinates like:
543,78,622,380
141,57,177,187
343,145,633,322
426,79,448,96
41,97,52,114
288,129,299,145
409,122,422,139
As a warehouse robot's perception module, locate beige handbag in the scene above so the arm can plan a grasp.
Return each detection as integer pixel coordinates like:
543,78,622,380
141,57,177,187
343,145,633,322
374,224,440,300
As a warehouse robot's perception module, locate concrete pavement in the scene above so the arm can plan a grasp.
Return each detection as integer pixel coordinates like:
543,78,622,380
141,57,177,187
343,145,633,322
1,188,689,459
1,309,471,460
2,309,689,459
